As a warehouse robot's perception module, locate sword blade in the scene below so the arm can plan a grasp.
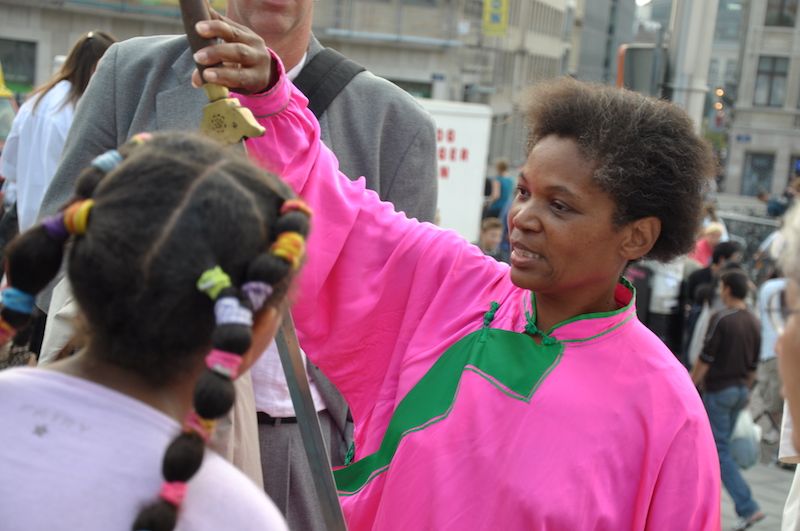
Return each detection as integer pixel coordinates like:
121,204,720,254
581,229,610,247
274,311,348,530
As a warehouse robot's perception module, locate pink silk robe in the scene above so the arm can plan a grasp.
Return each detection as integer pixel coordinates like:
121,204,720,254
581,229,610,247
235,56,722,531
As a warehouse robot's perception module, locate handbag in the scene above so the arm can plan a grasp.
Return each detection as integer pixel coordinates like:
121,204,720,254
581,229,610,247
731,409,762,469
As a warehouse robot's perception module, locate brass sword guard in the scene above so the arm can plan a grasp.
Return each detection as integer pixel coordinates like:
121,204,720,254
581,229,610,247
200,83,265,146
178,0,265,145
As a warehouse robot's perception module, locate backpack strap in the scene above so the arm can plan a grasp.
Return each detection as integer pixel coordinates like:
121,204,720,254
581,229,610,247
293,48,366,118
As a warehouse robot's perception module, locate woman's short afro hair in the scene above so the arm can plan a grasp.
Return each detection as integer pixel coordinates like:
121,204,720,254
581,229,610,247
522,77,716,262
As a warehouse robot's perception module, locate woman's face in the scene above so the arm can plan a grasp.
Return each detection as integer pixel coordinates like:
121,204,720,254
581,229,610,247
507,135,630,296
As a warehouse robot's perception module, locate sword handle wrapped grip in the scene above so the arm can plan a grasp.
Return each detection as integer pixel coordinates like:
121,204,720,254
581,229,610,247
179,0,221,76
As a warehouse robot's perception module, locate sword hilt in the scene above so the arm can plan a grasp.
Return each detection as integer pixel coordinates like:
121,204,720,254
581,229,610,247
178,0,220,80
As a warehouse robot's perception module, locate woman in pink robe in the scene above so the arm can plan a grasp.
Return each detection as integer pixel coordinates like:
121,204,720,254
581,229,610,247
192,21,722,530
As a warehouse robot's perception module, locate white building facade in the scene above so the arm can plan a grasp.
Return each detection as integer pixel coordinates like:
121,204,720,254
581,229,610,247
728,0,800,196
0,0,578,168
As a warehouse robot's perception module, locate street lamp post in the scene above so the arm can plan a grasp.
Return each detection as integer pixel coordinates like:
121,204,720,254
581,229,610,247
666,0,721,133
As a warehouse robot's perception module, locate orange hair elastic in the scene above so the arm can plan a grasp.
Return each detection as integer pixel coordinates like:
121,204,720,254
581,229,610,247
270,231,305,270
129,132,153,146
0,317,15,344
63,199,94,235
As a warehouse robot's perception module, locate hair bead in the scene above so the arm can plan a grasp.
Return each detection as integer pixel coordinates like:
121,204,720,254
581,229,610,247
2,287,35,315
280,198,313,218
90,149,123,173
205,348,243,379
63,199,94,235
158,481,188,507
214,297,253,327
196,266,232,300
241,281,273,311
41,214,70,241
130,132,153,146
270,231,305,270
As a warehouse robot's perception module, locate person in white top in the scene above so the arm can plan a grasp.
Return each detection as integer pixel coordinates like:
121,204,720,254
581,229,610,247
0,132,306,531
775,206,800,530
0,30,115,231
753,276,788,443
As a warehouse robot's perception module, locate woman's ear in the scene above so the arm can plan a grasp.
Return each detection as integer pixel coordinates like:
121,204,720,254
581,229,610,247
620,216,661,261
239,306,281,375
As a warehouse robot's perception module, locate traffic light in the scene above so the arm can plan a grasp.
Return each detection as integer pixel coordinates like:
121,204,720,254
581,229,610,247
711,87,727,129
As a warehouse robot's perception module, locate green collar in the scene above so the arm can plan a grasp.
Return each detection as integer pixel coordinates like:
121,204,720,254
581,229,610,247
524,277,637,344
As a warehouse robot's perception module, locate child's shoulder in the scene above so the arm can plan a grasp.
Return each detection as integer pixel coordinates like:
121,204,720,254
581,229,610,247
185,452,287,530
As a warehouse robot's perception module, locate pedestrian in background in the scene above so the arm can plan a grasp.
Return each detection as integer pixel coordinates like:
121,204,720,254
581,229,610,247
0,30,115,232
475,216,506,262
483,158,514,218
752,274,788,446
689,221,726,267
692,270,765,529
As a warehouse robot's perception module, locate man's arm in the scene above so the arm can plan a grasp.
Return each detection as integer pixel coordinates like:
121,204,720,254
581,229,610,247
691,359,710,387
379,112,437,223
694,312,724,387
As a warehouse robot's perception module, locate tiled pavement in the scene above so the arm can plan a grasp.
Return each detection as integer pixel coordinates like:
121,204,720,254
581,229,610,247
720,442,795,530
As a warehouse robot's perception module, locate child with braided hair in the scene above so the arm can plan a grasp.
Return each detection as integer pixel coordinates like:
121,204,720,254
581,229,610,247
0,132,310,531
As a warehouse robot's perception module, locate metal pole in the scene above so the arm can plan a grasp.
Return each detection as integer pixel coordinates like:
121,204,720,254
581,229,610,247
666,0,720,132
649,23,664,97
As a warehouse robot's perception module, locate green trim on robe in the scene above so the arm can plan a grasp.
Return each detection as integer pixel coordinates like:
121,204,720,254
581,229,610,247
334,325,564,496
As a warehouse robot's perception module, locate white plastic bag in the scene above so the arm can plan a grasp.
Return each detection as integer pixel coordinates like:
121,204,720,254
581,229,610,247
731,409,762,469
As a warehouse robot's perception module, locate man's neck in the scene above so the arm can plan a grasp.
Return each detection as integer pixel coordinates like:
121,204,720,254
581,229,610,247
725,298,747,310
266,29,311,73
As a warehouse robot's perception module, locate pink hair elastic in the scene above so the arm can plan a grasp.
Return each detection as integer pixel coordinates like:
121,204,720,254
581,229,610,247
205,349,243,379
159,481,188,506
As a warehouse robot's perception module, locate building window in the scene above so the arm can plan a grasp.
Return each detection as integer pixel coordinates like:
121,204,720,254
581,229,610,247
765,0,798,27
742,152,775,196
724,60,738,84
708,59,720,86
714,0,744,42
0,39,36,94
754,56,789,107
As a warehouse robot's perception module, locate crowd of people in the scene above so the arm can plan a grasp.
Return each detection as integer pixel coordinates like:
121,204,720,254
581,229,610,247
4,2,800,531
